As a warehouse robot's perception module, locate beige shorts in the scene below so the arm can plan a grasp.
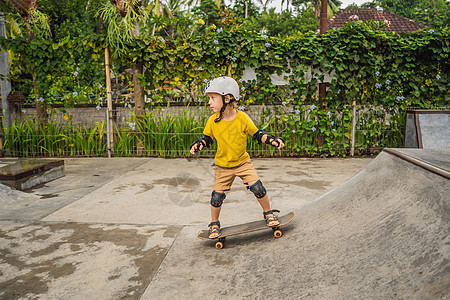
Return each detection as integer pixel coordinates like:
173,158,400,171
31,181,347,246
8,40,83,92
213,159,260,192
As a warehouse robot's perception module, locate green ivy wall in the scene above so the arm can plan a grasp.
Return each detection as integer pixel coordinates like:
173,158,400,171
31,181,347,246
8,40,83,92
0,21,448,157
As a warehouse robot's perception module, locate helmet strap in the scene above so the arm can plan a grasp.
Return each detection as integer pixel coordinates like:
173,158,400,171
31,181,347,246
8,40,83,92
214,95,227,123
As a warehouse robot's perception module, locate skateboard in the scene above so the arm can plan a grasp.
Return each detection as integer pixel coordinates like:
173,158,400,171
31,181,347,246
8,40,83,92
197,211,295,249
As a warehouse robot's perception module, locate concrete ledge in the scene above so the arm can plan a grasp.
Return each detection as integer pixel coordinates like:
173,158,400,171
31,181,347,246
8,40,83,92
0,159,65,190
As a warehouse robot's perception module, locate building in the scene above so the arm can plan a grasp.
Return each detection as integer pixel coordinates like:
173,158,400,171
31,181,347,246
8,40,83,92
327,8,427,33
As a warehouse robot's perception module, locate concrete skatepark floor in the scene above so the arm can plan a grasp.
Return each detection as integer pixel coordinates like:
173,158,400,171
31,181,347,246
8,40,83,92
0,150,448,299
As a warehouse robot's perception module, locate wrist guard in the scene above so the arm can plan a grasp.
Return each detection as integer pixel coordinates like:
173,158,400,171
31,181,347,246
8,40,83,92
253,129,283,147
190,135,213,152
252,129,266,144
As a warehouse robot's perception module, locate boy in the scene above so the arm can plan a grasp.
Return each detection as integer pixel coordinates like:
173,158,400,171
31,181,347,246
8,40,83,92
190,76,285,239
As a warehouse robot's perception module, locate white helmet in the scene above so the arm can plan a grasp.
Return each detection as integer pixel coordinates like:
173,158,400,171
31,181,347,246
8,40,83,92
204,76,241,100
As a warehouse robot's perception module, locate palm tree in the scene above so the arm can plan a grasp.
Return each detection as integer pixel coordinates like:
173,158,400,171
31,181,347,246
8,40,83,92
98,1,150,154
148,0,189,37
313,0,341,19
256,0,273,11
281,0,290,11
98,1,149,118
165,0,187,16
187,0,223,10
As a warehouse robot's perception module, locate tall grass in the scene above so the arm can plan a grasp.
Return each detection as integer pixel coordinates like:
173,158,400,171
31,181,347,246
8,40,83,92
353,106,405,155
1,106,405,158
115,106,211,157
2,116,107,157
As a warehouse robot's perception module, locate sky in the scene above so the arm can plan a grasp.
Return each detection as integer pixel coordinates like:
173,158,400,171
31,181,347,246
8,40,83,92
338,0,370,9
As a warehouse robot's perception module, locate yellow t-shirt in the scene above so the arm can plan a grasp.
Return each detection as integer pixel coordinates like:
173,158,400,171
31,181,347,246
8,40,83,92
203,110,259,168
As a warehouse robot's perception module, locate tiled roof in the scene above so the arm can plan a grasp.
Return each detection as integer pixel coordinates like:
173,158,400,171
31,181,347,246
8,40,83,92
328,8,427,33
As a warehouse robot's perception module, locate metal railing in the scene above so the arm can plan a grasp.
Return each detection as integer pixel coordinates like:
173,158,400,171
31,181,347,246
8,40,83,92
1,127,404,158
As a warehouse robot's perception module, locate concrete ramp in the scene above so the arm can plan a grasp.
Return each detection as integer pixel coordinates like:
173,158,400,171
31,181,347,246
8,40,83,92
144,149,450,299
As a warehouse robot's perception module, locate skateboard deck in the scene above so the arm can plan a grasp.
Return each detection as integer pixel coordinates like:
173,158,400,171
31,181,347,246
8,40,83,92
197,211,295,249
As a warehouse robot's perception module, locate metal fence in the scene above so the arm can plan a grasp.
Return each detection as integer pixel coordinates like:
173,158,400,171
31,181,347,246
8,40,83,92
0,104,412,158
0,128,404,158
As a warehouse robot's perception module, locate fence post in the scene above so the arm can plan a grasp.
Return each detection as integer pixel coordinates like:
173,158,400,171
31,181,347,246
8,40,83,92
105,48,114,158
350,101,356,156
0,11,11,128
106,109,111,158
317,0,328,148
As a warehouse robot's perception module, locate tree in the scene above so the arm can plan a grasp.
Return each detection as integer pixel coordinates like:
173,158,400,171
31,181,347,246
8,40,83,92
147,0,200,39
1,0,51,124
242,7,317,36
256,0,273,12
38,0,102,39
359,2,377,8
292,0,342,19
232,0,259,20
362,0,449,28
97,1,152,155
3,0,51,37
98,0,149,119
192,0,222,26
1,0,106,114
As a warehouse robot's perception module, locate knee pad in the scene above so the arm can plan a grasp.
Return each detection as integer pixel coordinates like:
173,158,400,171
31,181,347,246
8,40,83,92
211,191,226,207
248,180,267,199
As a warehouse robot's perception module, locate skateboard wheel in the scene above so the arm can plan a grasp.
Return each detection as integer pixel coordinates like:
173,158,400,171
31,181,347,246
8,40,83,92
273,230,282,238
215,241,224,249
